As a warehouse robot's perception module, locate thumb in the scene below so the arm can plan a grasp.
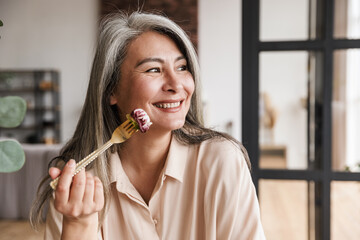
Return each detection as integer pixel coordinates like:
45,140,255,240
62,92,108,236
49,167,62,179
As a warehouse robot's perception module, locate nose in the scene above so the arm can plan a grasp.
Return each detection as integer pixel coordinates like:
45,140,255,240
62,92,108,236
162,70,182,93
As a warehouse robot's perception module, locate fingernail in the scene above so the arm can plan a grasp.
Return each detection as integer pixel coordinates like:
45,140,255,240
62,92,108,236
67,160,75,167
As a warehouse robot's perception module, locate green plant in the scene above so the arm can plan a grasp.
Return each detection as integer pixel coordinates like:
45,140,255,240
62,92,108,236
0,96,27,172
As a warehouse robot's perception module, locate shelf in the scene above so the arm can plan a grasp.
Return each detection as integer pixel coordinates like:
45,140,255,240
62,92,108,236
0,88,35,93
0,69,61,143
27,106,61,112
1,126,39,130
0,87,59,93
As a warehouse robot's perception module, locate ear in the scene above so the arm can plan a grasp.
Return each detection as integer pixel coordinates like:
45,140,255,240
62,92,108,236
110,94,117,105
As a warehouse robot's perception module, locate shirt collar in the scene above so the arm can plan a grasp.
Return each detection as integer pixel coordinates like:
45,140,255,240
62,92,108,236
108,152,147,205
108,135,189,185
163,135,188,183
109,152,129,192
109,152,120,184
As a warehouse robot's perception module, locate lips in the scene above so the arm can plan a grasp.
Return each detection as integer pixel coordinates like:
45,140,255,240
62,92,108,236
154,101,182,109
155,102,180,109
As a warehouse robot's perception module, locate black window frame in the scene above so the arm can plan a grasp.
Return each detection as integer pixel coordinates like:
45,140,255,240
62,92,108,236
242,0,360,239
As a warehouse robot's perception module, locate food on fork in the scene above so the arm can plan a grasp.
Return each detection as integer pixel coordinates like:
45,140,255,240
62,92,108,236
128,108,153,133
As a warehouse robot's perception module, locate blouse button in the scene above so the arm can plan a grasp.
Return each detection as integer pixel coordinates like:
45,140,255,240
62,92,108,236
153,218,158,225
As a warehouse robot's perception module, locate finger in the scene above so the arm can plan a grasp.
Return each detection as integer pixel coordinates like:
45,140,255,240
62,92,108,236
55,159,76,205
93,177,104,211
49,167,61,179
68,168,86,205
82,172,95,213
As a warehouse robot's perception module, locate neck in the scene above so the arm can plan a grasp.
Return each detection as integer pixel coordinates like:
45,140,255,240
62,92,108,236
120,130,172,173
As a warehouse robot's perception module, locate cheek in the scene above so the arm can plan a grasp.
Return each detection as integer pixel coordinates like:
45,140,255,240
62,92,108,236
183,78,195,114
134,81,158,102
185,77,195,98
118,75,144,101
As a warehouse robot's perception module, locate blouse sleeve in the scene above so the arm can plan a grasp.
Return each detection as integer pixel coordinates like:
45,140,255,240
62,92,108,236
44,197,63,240
203,141,266,240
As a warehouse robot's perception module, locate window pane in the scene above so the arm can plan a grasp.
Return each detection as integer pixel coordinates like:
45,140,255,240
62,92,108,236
331,181,360,239
332,49,360,171
334,0,360,39
260,0,310,41
259,51,309,169
259,180,308,240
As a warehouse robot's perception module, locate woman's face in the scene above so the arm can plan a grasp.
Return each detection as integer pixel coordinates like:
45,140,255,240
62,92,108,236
110,31,195,133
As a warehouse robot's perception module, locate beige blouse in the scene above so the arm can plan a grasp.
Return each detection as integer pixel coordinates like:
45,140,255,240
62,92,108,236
45,137,266,239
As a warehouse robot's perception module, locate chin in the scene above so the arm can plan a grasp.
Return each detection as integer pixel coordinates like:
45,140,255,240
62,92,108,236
157,119,186,132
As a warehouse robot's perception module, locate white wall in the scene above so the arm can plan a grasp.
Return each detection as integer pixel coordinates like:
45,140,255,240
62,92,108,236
0,0,98,142
260,0,308,41
198,0,242,140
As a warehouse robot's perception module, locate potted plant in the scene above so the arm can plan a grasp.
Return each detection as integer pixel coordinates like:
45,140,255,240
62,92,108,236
0,96,27,172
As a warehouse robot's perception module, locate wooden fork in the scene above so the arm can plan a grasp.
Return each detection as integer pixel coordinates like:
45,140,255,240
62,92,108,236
50,115,138,190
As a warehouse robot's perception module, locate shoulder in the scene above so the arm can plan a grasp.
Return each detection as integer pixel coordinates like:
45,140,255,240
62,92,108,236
195,138,249,178
198,137,243,155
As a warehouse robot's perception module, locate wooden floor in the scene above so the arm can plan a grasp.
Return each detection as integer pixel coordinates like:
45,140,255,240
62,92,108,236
260,179,360,240
0,220,44,240
259,155,360,240
1,156,359,240
260,179,308,240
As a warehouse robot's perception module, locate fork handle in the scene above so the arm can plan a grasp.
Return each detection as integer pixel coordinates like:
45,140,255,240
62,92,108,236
50,140,113,190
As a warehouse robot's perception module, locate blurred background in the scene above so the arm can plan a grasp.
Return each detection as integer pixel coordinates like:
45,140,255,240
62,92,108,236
0,0,359,239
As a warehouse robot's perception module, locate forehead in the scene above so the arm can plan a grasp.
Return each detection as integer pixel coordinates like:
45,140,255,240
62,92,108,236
126,31,182,58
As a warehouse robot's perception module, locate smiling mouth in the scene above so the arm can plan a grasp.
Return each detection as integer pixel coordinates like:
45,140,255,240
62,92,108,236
154,101,181,109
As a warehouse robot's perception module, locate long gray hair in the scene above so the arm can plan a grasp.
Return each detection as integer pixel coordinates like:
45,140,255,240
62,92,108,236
30,11,249,228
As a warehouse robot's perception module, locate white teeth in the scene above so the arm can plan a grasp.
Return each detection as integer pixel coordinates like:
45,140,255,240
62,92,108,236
155,102,181,109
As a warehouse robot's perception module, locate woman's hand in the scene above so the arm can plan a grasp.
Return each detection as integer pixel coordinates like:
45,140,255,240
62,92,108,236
49,159,104,239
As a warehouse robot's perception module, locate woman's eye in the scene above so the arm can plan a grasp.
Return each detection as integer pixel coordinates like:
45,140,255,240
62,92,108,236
146,68,160,73
177,65,188,71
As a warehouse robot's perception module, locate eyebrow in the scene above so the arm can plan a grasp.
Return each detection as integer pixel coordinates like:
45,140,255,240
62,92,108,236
135,56,186,68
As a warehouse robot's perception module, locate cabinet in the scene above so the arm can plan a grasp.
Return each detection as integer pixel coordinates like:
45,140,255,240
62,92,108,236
0,70,61,144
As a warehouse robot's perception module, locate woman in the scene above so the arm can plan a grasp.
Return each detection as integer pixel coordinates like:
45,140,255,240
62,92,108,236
31,11,265,240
